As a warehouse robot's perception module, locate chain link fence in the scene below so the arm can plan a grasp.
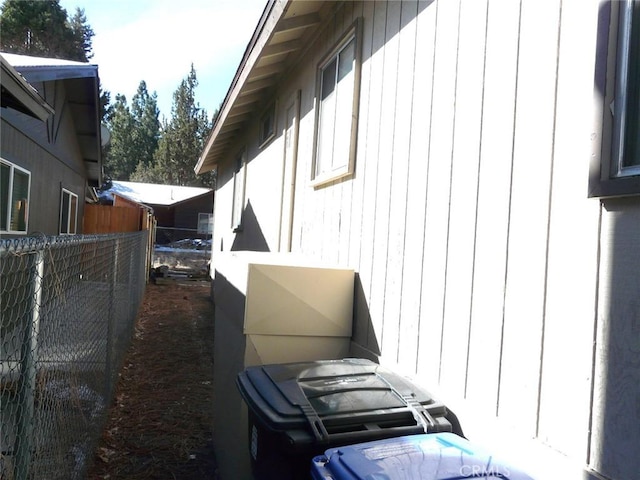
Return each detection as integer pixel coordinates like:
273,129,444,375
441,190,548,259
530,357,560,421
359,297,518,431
0,231,148,480
152,227,211,276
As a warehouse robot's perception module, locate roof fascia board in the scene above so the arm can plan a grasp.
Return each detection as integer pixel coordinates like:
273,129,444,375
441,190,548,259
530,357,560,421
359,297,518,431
14,65,98,83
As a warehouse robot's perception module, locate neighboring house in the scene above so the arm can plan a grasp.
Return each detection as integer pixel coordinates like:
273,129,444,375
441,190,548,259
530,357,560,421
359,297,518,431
0,52,103,237
100,181,214,244
196,1,639,479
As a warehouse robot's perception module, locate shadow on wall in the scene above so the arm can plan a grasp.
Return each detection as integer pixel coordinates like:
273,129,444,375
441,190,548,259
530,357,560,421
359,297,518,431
350,273,381,362
589,198,640,480
231,200,270,252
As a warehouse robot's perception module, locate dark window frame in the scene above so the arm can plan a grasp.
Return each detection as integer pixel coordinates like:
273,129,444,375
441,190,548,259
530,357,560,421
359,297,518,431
590,0,640,197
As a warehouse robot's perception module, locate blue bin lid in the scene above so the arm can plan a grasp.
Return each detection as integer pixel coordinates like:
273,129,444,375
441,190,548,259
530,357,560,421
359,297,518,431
311,432,535,480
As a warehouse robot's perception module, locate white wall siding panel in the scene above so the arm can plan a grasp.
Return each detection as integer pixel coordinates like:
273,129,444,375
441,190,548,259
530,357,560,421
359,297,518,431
347,1,374,271
398,0,437,376
537,0,601,460
439,0,488,399
416,0,460,388
347,0,376,352
380,0,414,361
497,0,561,437
465,0,520,415
368,0,401,360
353,0,389,352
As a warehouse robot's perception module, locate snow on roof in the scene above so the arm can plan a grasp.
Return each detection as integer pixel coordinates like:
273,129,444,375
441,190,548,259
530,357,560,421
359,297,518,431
102,181,212,207
1,52,94,68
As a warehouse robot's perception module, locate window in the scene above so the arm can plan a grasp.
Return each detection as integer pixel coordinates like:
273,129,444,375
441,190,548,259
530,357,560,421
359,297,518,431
1,159,30,233
592,0,640,196
231,150,246,231
198,212,214,235
60,189,78,234
259,103,276,148
612,0,640,177
312,21,362,186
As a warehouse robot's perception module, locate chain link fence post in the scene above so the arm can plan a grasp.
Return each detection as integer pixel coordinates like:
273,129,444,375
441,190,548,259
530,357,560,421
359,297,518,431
13,249,44,480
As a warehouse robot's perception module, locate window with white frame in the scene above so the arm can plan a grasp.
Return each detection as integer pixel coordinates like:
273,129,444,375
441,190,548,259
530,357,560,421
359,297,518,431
60,189,78,234
231,150,246,231
1,158,30,233
312,21,362,186
198,212,213,235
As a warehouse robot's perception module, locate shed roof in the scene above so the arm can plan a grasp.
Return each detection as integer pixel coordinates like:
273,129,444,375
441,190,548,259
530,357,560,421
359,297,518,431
195,0,331,174
102,181,213,207
1,52,103,187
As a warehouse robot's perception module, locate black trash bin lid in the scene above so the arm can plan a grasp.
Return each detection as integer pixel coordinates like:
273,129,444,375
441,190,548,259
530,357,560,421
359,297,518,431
236,358,453,448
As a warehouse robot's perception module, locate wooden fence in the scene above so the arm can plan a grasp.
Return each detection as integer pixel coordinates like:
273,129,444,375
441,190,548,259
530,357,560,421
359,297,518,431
83,205,143,234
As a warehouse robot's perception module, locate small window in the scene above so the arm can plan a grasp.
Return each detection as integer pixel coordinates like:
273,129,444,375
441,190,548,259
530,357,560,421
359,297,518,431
259,103,276,148
231,150,246,231
312,20,362,186
197,212,213,235
1,158,30,234
60,189,78,234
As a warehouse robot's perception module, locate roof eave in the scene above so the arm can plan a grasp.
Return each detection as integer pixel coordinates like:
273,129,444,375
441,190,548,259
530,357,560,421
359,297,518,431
0,54,54,121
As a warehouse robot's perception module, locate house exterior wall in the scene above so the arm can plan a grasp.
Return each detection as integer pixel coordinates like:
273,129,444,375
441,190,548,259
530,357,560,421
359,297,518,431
173,193,214,230
210,1,638,478
1,85,87,236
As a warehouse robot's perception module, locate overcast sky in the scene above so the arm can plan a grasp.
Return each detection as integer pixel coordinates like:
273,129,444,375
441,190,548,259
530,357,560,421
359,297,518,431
58,0,267,121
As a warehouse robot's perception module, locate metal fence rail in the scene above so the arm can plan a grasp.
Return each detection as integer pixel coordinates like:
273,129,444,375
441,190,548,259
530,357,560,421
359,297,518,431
0,231,148,480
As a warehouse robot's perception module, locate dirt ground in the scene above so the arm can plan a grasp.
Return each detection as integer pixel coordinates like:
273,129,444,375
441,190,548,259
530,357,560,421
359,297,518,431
86,278,218,480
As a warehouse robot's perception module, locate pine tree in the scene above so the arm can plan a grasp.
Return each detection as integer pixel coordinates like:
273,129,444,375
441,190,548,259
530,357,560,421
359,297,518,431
150,65,213,187
0,0,93,62
130,81,160,169
104,94,136,180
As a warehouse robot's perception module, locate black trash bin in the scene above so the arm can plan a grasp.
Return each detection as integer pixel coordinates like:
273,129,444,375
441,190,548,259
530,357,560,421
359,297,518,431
236,358,464,480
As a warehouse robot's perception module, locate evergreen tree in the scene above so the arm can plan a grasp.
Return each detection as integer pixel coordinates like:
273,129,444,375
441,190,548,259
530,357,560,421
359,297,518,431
104,94,136,180
0,0,93,62
130,81,160,169
104,83,161,182
68,7,94,61
143,65,213,187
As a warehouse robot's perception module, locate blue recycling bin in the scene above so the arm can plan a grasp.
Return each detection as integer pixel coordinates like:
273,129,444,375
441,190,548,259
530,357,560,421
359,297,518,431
311,432,535,480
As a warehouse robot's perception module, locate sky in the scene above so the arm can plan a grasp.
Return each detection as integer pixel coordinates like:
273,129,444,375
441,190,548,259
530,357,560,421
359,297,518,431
57,0,267,121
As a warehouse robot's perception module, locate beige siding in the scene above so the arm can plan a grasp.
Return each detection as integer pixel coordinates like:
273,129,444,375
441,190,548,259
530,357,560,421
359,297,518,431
211,1,639,477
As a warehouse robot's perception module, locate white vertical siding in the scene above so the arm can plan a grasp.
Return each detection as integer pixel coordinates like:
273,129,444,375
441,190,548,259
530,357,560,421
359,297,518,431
537,0,601,461
212,0,637,477
465,0,520,418
438,0,488,398
498,0,561,438
416,0,460,388
353,0,388,348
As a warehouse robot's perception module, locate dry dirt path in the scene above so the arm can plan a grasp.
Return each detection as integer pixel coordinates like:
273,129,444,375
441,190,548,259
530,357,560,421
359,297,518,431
87,279,217,479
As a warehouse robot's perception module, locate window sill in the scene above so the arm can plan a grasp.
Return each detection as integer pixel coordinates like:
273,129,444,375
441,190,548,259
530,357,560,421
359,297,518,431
311,168,353,189
589,175,640,198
